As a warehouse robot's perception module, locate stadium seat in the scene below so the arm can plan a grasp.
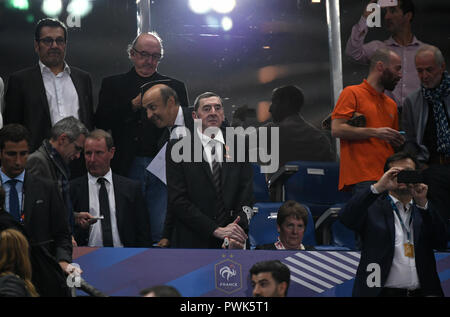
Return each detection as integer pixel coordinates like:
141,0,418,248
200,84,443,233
249,202,316,249
251,163,270,202
283,161,352,217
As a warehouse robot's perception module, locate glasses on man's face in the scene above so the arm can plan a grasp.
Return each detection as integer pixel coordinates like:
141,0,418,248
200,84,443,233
133,48,162,61
38,37,66,46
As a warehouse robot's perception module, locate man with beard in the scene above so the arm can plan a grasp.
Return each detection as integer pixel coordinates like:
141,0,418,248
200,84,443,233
346,0,425,111
402,45,450,222
332,48,405,193
4,18,94,154
340,152,447,297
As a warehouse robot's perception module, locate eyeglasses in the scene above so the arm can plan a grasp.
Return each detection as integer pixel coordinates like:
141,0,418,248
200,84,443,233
132,48,162,61
38,37,66,46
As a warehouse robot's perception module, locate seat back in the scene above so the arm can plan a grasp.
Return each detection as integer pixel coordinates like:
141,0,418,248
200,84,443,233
249,202,316,249
284,161,351,216
251,163,270,202
330,219,356,249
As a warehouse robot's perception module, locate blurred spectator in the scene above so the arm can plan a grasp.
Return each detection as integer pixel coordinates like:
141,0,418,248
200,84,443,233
332,48,404,193
346,0,425,110
231,105,259,128
140,285,181,297
0,228,39,297
255,200,314,250
402,44,450,221
267,85,335,171
249,260,290,297
340,152,447,297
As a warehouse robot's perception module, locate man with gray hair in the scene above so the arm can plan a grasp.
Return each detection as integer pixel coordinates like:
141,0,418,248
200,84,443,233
332,48,405,193
26,116,88,236
402,44,450,221
95,32,189,243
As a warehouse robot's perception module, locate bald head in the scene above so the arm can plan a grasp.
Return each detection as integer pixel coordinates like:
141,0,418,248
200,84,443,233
142,84,179,128
128,32,163,77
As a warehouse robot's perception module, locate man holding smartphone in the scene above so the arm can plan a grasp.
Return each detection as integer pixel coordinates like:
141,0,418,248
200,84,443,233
346,0,425,111
340,151,447,297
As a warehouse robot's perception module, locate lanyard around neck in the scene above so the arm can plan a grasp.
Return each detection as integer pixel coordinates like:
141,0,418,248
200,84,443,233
387,195,413,242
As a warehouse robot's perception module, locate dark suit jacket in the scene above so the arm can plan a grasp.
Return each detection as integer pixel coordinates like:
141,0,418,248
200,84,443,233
339,188,447,297
69,173,152,247
166,129,254,248
94,68,189,176
4,65,94,151
22,173,73,264
266,114,336,170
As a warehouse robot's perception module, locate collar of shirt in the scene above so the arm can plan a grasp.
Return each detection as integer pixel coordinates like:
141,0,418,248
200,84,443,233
274,238,305,250
39,60,71,76
88,169,113,185
196,127,225,148
362,79,386,98
389,194,413,213
0,170,25,184
385,36,422,47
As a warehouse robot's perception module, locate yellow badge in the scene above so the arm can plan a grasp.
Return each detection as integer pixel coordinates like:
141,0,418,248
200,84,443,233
404,243,414,258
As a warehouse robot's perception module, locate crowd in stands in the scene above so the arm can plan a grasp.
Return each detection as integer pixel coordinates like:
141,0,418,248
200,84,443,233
0,0,449,297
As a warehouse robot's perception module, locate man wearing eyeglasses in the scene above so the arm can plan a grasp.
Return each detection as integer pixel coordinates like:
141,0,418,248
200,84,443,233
26,116,89,246
95,32,189,243
4,18,94,157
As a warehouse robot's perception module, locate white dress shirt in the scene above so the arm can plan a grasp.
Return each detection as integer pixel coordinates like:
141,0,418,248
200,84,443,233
87,170,123,247
0,169,25,214
39,60,79,125
196,127,225,171
384,195,420,290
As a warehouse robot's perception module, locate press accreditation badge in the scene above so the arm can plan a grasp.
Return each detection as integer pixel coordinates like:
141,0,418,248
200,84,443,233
404,243,414,258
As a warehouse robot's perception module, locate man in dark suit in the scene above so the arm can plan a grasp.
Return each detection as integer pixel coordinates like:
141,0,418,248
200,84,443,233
94,32,188,243
4,18,94,152
69,129,152,247
141,82,194,245
166,92,254,249
340,151,447,297
0,124,74,296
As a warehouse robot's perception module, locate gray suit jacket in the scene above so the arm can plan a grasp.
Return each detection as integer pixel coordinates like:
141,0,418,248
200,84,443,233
402,89,450,162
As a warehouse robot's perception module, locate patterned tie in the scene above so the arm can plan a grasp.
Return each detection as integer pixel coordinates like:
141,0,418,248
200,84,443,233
210,142,227,225
97,178,113,247
7,179,20,221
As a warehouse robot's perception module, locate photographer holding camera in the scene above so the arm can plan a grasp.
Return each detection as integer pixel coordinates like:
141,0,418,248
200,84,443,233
339,151,447,297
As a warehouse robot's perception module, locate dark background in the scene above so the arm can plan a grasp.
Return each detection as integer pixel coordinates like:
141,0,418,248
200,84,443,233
0,0,449,127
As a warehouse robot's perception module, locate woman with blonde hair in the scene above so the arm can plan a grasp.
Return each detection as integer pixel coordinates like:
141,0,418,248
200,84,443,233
0,228,39,297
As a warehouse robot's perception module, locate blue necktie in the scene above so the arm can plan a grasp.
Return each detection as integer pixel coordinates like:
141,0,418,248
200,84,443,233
7,179,20,221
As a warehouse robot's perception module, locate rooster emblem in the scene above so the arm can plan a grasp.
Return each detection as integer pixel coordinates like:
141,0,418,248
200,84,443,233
219,265,237,281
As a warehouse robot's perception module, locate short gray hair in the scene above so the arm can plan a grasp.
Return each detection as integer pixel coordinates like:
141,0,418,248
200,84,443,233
416,44,445,67
86,129,114,150
127,32,164,59
50,116,88,142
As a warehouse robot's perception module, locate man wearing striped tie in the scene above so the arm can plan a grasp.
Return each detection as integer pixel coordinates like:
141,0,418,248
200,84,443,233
165,92,254,249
